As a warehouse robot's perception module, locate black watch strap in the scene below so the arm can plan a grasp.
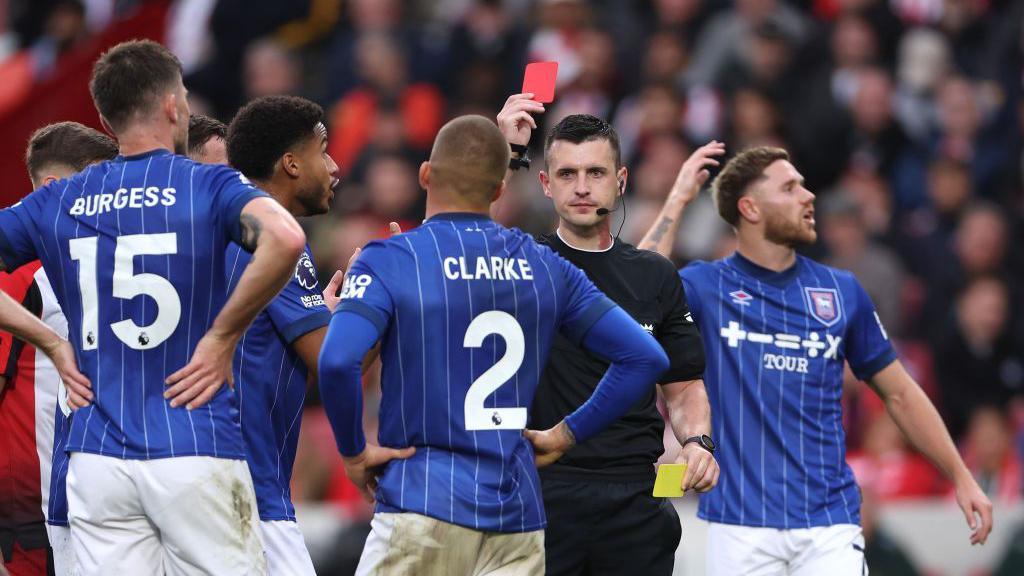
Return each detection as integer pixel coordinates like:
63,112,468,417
682,434,715,454
509,142,529,155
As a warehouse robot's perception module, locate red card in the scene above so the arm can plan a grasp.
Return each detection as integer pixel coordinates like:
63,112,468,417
522,62,558,103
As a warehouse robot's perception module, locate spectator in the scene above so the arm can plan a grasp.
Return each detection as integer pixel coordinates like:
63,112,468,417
326,31,444,174
821,192,906,337
961,405,1023,503
935,276,1024,438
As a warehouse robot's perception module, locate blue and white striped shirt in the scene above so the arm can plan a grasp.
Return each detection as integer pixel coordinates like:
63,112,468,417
680,252,896,528
336,213,615,533
0,149,266,460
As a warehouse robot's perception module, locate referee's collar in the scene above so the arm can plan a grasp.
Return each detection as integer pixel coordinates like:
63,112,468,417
424,212,492,223
727,251,800,286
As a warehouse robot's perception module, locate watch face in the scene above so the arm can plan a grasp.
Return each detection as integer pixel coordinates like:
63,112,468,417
701,434,715,451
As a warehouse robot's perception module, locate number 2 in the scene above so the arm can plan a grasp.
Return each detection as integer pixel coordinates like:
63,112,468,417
463,310,527,431
69,233,181,350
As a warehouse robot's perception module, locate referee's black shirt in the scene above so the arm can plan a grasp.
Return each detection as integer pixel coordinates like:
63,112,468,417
533,232,705,482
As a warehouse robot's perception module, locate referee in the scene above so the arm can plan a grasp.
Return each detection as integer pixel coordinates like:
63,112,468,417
497,95,720,574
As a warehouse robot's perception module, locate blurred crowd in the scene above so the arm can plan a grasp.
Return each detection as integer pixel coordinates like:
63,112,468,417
3,0,1024,572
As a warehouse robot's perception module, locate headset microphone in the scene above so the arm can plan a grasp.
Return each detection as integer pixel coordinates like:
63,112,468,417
596,179,626,216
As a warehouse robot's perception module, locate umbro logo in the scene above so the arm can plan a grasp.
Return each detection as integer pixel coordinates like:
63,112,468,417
729,290,753,306
641,323,655,334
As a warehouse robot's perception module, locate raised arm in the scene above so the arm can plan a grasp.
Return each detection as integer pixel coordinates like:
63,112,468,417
637,141,725,258
868,360,993,545
496,93,545,183
165,196,306,409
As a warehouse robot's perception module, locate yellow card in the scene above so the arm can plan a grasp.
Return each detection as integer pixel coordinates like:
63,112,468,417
653,463,688,498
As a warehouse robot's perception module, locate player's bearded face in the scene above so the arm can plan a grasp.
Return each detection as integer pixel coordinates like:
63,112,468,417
756,161,816,247
296,126,339,216
542,139,622,229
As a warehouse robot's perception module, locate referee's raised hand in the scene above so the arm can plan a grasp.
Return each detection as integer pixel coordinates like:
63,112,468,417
497,93,545,147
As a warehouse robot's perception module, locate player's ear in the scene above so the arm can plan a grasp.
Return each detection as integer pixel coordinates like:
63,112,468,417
538,170,552,199
491,179,506,204
42,175,58,187
98,116,115,138
162,92,178,125
737,195,760,224
281,152,300,179
418,161,430,190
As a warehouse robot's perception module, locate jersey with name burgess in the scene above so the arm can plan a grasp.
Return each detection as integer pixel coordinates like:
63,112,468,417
0,149,266,460
680,252,896,529
337,213,615,533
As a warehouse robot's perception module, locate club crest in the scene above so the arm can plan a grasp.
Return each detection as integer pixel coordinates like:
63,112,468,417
804,287,841,327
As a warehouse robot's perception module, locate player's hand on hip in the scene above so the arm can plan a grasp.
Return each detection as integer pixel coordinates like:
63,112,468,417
164,330,238,410
497,93,545,147
343,444,417,504
677,442,719,493
671,141,726,205
40,337,92,409
524,420,576,467
954,473,994,545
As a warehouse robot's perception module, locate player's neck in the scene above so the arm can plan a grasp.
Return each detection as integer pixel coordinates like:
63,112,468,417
253,180,302,217
556,220,613,251
116,127,175,157
736,232,797,272
424,196,490,220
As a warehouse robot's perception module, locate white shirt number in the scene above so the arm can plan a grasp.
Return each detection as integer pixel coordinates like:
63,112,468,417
69,233,181,350
463,310,527,431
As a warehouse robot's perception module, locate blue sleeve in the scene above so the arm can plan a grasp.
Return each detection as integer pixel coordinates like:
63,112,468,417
206,165,270,246
552,253,616,346
265,250,330,344
335,243,395,335
845,276,897,381
318,311,380,456
678,265,703,320
563,306,670,442
0,196,42,271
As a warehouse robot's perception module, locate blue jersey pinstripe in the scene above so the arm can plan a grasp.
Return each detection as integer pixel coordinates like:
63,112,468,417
0,149,266,460
680,253,896,529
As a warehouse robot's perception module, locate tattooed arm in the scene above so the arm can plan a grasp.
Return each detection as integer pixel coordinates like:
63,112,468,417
638,141,726,258
165,196,305,409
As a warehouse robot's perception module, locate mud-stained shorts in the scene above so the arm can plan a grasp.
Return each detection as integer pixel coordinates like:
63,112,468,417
67,453,266,575
355,512,544,576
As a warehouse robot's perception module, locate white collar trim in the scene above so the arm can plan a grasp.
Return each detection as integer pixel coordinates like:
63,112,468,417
556,228,614,253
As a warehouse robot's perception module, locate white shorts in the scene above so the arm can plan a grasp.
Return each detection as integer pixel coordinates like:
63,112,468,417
67,452,266,576
260,520,316,576
356,512,544,576
706,522,867,576
46,524,73,576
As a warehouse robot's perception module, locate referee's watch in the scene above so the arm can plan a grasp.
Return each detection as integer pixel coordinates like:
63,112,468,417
509,142,531,171
682,434,715,454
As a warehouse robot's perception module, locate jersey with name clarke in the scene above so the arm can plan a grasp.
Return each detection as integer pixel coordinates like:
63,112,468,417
69,186,177,217
442,255,535,281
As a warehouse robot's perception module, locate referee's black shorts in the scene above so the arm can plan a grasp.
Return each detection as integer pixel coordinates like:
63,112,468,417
541,476,682,576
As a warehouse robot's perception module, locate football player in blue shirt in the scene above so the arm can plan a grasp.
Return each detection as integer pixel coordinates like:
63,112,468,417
319,115,671,575
223,96,338,576
640,146,993,575
0,40,306,575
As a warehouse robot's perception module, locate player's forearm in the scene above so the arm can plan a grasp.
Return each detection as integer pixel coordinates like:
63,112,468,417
0,290,62,354
319,311,378,457
210,218,305,341
567,307,670,442
879,373,971,483
637,201,687,258
663,378,711,443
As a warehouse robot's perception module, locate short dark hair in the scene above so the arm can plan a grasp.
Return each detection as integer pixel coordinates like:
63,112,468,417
429,115,510,202
89,39,183,133
544,114,622,168
712,146,790,226
25,122,118,184
227,96,323,181
188,114,227,157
